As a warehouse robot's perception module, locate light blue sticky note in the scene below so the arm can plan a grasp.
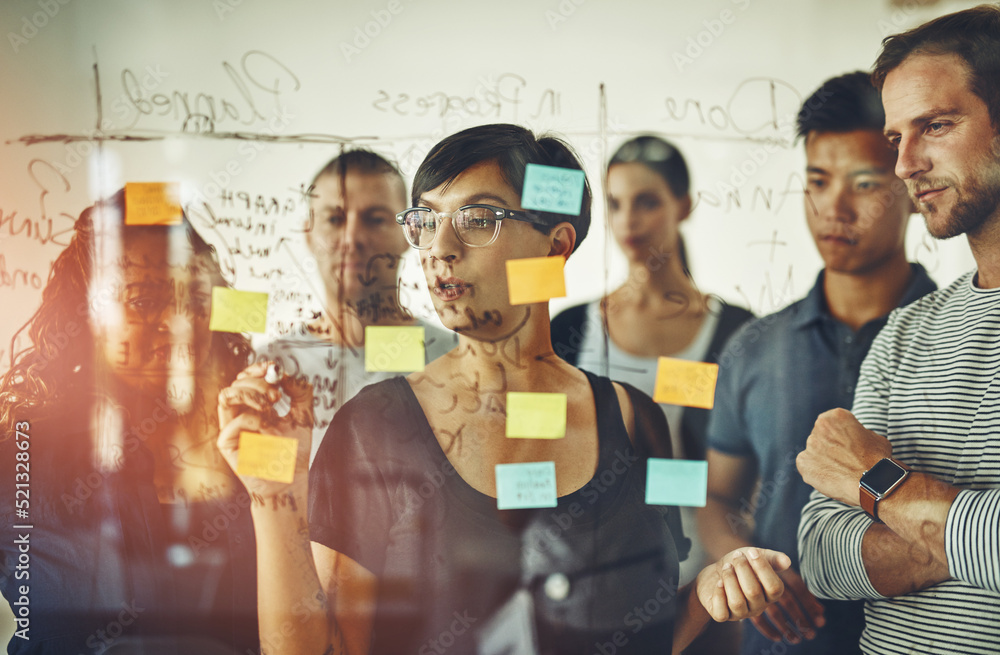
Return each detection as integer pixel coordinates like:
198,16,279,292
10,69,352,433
495,461,558,510
645,459,708,507
521,163,586,216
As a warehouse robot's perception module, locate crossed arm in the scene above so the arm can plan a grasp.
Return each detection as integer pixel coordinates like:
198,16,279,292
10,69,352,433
797,408,999,600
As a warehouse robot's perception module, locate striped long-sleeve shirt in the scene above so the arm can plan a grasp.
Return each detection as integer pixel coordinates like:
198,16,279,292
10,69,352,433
798,270,1000,655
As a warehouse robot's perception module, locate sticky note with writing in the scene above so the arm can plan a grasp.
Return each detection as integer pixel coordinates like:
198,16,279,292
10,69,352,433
506,392,567,439
365,326,426,372
125,182,182,225
495,461,558,510
521,163,586,216
236,431,297,484
645,458,708,507
506,256,566,305
209,287,269,333
653,357,719,409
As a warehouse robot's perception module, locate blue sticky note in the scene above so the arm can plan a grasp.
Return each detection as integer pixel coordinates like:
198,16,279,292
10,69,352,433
521,164,586,216
645,459,708,507
495,461,558,510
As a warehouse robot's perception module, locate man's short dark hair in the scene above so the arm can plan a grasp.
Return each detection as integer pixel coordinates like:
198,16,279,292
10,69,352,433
796,71,886,140
411,123,592,254
871,4,1000,130
311,149,406,204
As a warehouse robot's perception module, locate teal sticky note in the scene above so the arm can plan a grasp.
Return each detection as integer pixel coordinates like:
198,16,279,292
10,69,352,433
495,461,557,510
521,163,586,216
645,459,708,507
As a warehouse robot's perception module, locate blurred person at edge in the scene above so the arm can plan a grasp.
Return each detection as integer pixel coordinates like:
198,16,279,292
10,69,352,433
217,123,793,655
259,149,456,465
698,71,936,655
0,189,260,654
551,135,755,654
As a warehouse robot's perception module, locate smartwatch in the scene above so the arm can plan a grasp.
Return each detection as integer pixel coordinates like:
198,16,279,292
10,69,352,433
859,457,910,523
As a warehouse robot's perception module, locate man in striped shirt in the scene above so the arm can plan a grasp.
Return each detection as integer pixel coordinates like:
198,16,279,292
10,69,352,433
797,6,1000,655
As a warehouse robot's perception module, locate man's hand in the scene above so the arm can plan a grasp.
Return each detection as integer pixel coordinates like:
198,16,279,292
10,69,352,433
797,408,892,505
696,547,791,622
749,568,826,643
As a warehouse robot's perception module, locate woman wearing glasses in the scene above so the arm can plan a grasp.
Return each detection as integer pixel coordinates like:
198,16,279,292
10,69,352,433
217,124,788,655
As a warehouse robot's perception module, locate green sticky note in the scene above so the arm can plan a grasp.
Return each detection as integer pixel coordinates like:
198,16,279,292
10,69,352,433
645,459,708,507
506,392,567,439
209,287,268,333
365,326,426,372
521,163,586,216
496,461,557,510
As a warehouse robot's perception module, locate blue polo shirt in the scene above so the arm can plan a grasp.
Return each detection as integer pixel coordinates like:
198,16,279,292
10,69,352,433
706,264,936,655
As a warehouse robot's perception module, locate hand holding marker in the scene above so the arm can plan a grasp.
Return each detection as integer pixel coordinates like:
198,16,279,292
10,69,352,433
265,363,292,418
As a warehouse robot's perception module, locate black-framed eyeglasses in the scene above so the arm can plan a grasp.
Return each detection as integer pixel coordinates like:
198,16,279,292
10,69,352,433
394,204,549,250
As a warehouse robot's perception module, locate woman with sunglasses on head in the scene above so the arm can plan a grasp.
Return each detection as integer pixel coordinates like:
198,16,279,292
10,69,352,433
553,137,753,653
555,136,754,468
217,124,788,655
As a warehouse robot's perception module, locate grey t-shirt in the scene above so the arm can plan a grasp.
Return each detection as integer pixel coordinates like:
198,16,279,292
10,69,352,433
260,320,457,464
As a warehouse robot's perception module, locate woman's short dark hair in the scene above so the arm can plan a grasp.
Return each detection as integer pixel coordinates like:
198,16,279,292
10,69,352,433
796,71,886,139
411,124,592,253
608,135,690,199
871,4,1000,131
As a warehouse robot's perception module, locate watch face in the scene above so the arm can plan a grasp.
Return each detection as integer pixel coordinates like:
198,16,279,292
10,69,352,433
861,459,907,495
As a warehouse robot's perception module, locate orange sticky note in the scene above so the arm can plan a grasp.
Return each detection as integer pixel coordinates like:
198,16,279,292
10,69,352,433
506,256,566,305
125,182,182,225
209,287,269,333
653,358,719,409
236,431,297,483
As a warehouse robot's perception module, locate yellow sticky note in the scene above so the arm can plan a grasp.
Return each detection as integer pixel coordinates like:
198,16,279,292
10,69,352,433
209,287,268,333
125,182,182,225
506,256,566,305
653,358,719,409
236,431,297,483
506,392,567,439
365,326,426,372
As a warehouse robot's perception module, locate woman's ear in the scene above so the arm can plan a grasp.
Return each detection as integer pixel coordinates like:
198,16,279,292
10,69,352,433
548,222,577,259
678,194,693,224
